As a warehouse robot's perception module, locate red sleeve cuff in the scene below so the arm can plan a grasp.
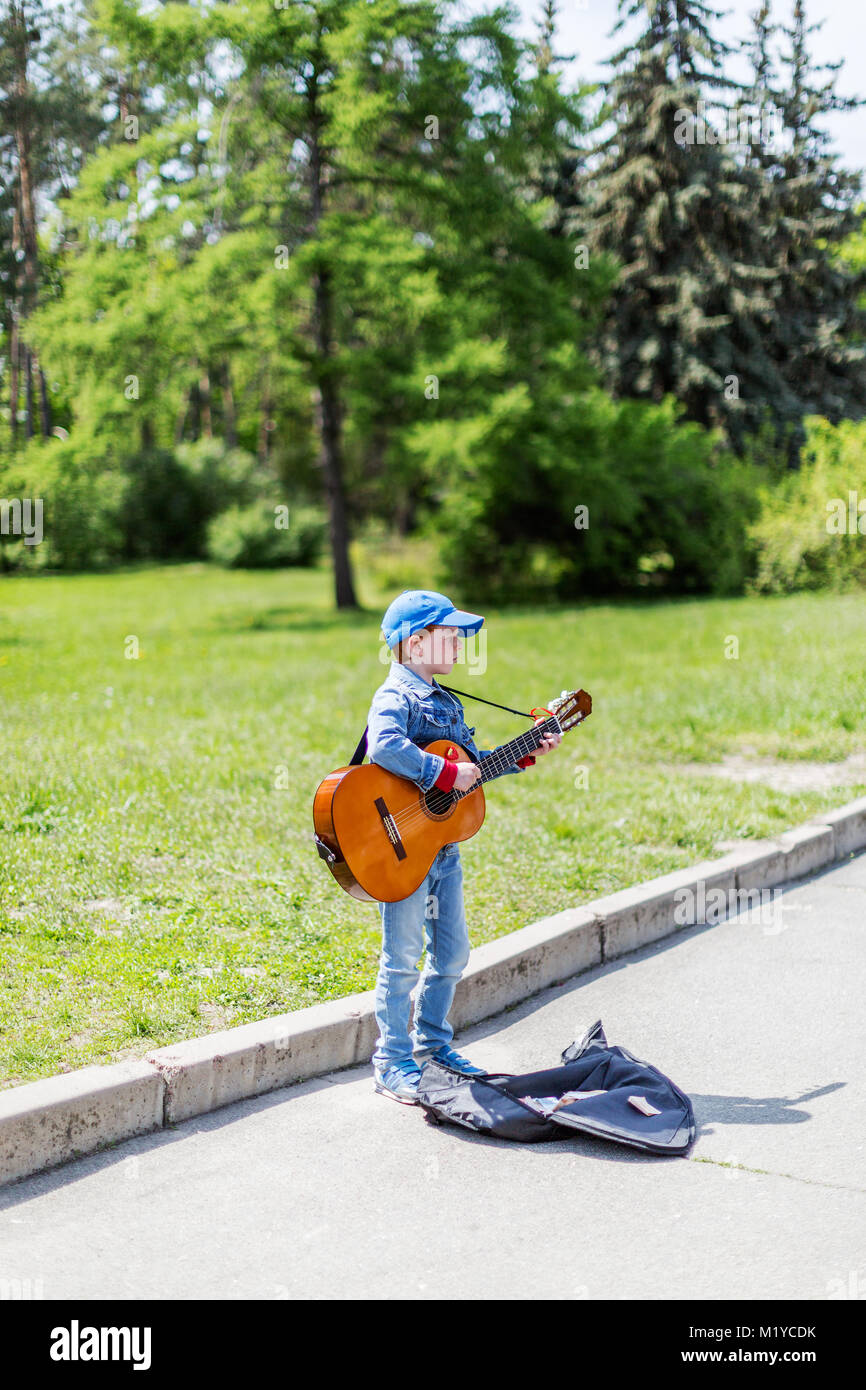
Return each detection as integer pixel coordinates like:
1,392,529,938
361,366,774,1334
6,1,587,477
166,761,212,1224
434,758,459,791
516,754,536,769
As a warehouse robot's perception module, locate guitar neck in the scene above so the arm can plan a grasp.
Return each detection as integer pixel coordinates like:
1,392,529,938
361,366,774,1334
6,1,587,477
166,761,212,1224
453,713,563,799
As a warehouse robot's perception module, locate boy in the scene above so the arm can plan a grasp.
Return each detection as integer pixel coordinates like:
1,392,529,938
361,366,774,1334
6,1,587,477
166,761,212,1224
366,588,562,1105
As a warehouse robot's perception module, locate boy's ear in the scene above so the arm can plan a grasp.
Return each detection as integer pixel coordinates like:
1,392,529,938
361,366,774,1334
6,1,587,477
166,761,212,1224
396,626,430,663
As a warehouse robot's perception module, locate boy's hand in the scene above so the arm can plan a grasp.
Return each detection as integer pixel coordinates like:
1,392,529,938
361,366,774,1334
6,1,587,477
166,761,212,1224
533,716,562,756
453,761,482,792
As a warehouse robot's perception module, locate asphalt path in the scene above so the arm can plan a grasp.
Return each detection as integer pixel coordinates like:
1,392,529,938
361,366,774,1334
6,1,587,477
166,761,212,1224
1,853,864,1301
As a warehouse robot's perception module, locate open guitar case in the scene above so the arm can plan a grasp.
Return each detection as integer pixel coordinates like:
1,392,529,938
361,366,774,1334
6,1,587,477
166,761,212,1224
416,1019,696,1156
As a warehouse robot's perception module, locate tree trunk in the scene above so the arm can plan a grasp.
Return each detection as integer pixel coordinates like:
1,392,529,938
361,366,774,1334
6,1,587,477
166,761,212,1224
36,356,51,436
9,314,20,444
9,196,23,445
174,386,191,443
308,66,359,610
221,360,237,448
257,370,272,463
24,347,34,439
189,371,201,440
198,365,213,438
394,492,416,537
12,3,39,312
311,268,358,608
9,3,40,446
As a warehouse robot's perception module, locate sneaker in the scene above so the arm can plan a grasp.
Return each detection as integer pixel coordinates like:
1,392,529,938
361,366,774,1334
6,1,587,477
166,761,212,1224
423,1045,488,1077
373,1058,422,1105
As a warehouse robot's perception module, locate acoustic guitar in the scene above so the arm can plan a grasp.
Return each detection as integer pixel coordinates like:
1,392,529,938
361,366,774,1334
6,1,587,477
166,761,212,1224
312,688,591,903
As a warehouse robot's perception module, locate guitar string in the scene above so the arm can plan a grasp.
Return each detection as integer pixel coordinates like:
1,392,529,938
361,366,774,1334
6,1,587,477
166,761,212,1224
381,716,565,839
380,714,566,838
396,718,558,823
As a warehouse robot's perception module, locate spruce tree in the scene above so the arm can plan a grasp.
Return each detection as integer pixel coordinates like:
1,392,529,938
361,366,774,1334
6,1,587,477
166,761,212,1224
730,0,804,459
769,0,866,429
513,0,587,238
583,0,794,452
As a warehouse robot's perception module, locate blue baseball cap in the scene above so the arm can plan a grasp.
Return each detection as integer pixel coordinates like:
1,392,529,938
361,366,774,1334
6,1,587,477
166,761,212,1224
381,589,485,650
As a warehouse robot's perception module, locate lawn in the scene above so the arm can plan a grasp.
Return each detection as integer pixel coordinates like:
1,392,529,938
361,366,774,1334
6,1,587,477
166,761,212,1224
1,558,865,1088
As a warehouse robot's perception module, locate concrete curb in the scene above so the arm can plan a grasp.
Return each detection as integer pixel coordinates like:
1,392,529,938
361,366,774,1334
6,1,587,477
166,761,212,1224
0,1062,163,1189
3,794,865,1187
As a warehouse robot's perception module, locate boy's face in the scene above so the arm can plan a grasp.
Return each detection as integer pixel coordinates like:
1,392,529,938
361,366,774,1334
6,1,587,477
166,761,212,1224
409,624,462,671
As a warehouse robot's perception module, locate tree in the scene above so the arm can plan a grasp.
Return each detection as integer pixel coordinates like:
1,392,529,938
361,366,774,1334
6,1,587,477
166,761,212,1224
37,0,610,603
582,0,797,452
1,0,47,441
0,0,106,444
511,0,590,237
769,0,866,429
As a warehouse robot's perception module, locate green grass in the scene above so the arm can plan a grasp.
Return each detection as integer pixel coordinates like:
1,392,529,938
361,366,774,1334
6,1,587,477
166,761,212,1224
1,559,865,1089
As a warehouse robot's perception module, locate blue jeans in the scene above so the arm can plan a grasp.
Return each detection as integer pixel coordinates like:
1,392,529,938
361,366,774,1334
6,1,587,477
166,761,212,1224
372,843,470,1070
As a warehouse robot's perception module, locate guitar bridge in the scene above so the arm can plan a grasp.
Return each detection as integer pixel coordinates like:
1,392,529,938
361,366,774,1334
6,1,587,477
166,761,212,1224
374,796,407,861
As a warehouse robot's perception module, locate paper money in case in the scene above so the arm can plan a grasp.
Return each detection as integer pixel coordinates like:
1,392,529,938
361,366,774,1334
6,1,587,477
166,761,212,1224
416,1018,697,1155
628,1094,662,1116
520,1089,608,1116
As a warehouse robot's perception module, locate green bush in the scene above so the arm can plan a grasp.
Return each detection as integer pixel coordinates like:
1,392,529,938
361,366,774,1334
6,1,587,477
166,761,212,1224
409,386,762,602
174,439,270,517
747,417,866,594
205,502,327,568
121,440,266,560
350,521,438,591
0,439,127,572
120,447,208,560
0,436,290,571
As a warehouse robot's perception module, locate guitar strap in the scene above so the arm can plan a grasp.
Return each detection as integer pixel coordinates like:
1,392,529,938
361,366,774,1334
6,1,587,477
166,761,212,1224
349,685,537,766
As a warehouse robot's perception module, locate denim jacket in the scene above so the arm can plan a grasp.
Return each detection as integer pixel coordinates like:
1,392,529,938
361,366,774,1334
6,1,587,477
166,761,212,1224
365,660,527,792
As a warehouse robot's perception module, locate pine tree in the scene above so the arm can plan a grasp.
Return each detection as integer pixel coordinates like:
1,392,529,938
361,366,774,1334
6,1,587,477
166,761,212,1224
513,0,587,238
769,0,866,428
584,0,795,452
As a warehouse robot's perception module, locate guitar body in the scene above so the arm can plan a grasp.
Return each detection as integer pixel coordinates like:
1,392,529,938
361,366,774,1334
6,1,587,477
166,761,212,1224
313,687,591,905
312,740,485,903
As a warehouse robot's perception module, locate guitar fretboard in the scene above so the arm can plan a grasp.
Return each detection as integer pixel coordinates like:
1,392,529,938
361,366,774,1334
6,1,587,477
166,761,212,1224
449,713,563,801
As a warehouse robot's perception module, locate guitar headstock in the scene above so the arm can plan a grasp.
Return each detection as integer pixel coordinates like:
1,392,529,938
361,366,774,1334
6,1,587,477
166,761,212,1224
547,688,592,733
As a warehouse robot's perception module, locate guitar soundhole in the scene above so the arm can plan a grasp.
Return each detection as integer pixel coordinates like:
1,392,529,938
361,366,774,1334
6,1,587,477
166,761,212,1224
422,787,457,820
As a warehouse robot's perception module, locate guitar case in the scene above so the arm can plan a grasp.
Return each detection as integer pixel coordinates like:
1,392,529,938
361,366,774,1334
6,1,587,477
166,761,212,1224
416,1019,696,1156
